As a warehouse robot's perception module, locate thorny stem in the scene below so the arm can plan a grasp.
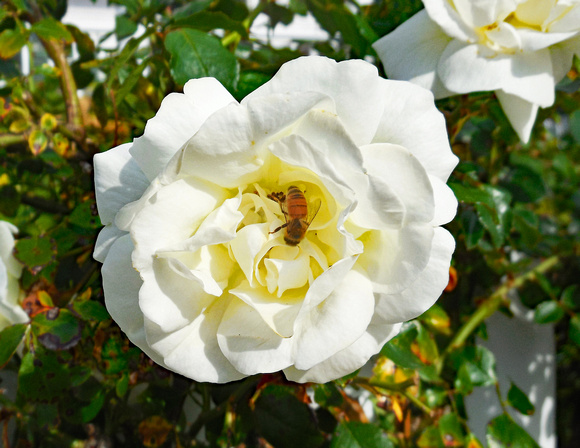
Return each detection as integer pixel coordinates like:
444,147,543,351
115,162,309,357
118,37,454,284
40,40,84,140
26,0,85,143
436,255,560,374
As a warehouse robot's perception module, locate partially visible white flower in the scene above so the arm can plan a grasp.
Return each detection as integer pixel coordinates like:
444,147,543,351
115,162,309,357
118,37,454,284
373,0,580,143
93,56,458,384
0,221,28,331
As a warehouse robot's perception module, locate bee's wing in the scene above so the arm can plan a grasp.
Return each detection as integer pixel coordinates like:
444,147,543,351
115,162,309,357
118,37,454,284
306,198,322,225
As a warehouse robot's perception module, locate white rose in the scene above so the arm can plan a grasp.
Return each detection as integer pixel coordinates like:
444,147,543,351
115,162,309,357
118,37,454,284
93,56,458,383
0,221,28,331
373,0,580,143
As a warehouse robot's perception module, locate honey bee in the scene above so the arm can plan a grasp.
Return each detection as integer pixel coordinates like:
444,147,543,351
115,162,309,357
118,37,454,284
268,186,321,246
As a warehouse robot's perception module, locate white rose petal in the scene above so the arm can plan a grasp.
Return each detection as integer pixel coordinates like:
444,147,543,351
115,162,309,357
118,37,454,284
94,56,458,383
0,221,28,331
374,0,580,143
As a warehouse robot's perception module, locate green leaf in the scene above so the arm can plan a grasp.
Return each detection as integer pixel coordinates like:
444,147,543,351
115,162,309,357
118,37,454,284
67,25,95,61
380,325,424,370
92,83,108,127
35,402,60,429
419,304,451,335
31,18,73,43
116,373,130,398
486,414,540,448
7,0,26,12
263,2,294,28
72,300,110,322
107,28,154,86
505,166,546,203
423,387,447,408
80,390,105,422
450,345,497,387
254,385,324,448
289,0,308,15
211,0,249,21
417,426,444,448
438,413,465,446
307,0,367,56
533,301,565,324
569,109,580,143
454,362,474,395
569,315,580,346
313,383,343,408
0,28,30,59
507,382,535,416
100,332,131,374
115,15,138,39
14,236,57,275
172,0,213,19
0,324,28,368
452,183,512,249
32,308,82,350
18,351,71,401
68,201,101,229
164,28,239,90
449,182,491,204
173,11,248,36
475,203,504,248
513,208,540,247
236,71,271,100
460,209,485,249
414,322,439,364
0,185,20,216
561,285,580,310
331,421,394,448
114,58,149,103
353,14,379,44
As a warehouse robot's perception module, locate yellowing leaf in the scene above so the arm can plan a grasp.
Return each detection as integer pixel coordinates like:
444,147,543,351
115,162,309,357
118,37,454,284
138,416,173,448
392,398,404,422
9,119,30,133
53,132,70,156
40,113,58,131
28,130,48,155
0,28,30,59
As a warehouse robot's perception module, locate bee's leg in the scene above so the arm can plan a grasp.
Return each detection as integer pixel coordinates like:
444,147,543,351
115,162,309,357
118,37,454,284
269,222,288,235
267,192,286,203
267,192,288,221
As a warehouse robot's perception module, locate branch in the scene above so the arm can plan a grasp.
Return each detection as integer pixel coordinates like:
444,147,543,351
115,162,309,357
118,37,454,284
26,0,85,143
0,134,26,147
40,39,84,141
21,195,70,214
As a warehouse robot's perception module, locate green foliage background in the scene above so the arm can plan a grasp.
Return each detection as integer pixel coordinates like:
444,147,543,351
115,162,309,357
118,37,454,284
1,0,579,447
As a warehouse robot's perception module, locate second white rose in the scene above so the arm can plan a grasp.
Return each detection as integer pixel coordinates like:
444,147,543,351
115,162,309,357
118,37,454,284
373,0,580,143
